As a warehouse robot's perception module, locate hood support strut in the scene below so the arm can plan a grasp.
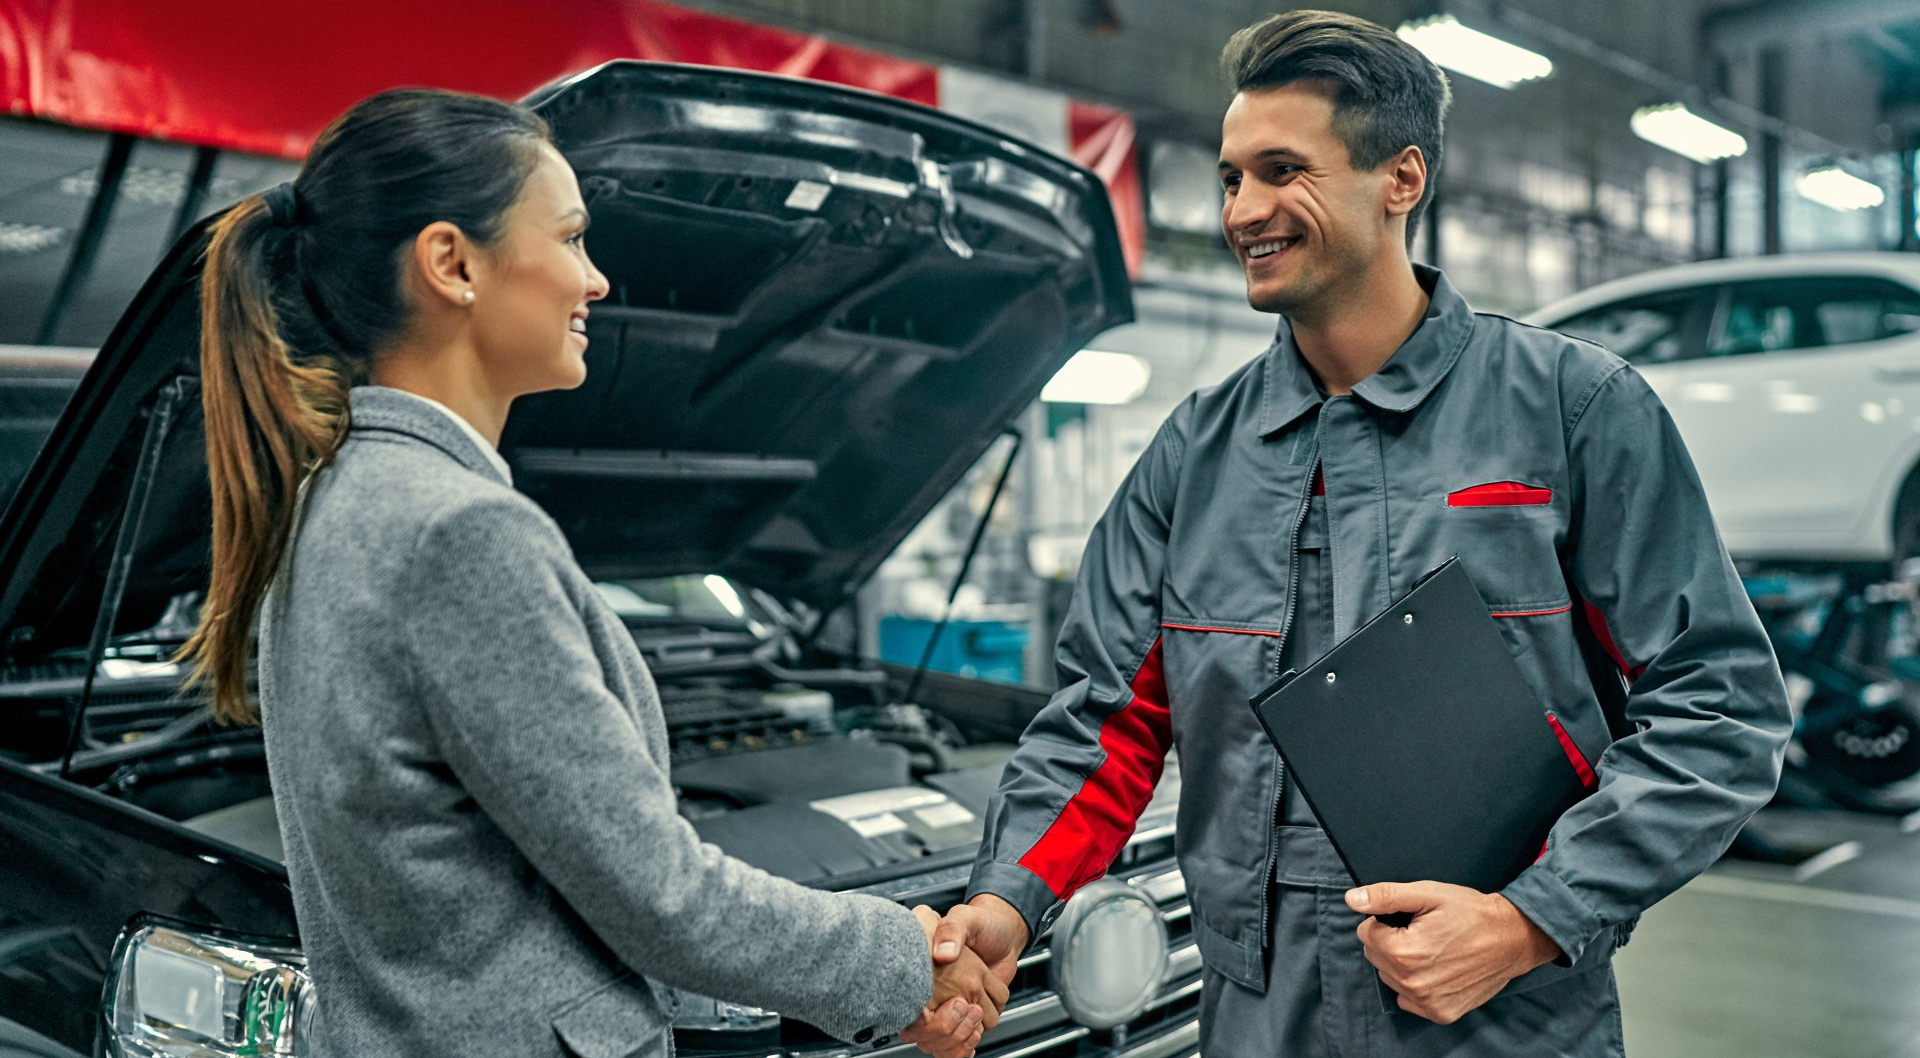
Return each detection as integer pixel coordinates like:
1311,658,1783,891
902,426,1022,706
59,377,197,779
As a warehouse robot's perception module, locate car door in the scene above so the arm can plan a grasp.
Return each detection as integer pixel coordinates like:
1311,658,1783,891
1675,276,1920,559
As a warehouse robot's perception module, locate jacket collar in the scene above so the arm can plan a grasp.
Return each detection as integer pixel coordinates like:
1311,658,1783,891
1257,264,1475,437
347,386,510,486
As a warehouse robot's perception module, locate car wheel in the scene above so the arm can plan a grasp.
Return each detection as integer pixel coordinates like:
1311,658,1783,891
1799,691,1920,812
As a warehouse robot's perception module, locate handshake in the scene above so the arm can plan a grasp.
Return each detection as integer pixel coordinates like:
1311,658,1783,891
900,895,1032,1058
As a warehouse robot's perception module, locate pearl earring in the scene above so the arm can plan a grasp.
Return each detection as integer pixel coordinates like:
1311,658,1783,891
462,290,476,304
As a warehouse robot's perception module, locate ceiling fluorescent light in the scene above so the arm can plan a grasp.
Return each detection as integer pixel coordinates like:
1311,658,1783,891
1630,103,1748,163
1042,350,1151,405
1396,14,1553,89
1796,165,1885,211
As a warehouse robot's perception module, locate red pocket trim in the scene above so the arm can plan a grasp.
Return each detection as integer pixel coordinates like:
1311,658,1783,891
1160,622,1284,638
1491,604,1574,619
1546,712,1598,791
1446,481,1552,507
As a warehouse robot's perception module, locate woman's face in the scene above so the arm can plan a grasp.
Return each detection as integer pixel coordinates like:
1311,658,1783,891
467,143,610,397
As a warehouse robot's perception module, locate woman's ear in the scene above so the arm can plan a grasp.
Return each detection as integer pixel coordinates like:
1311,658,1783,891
410,221,476,308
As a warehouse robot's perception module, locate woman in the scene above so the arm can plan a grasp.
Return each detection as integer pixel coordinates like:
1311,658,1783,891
179,87,1002,1058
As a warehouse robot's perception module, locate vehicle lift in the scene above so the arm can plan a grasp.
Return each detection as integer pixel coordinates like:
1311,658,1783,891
1730,561,1920,868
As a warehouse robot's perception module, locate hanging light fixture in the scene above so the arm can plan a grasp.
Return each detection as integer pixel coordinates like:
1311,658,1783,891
1395,14,1553,89
1795,163,1886,212
1042,350,1151,405
1629,103,1748,164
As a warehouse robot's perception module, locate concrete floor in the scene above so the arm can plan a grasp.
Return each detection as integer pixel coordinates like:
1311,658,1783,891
1617,806,1920,1058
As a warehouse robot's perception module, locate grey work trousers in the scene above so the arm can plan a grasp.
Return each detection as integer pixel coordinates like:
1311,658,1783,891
1195,826,1624,1058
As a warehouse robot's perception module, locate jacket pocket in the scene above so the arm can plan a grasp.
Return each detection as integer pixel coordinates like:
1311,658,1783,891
1441,505,1567,614
553,971,672,1058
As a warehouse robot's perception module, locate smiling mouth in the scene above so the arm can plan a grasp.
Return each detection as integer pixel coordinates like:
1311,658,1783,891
1245,236,1302,260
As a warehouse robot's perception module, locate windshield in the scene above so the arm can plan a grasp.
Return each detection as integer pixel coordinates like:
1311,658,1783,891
594,574,789,635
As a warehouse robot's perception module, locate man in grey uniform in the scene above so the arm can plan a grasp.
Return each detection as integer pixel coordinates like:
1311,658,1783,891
910,9,1792,1057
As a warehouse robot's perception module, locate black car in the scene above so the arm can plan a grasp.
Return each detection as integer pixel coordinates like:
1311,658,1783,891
0,63,1202,1058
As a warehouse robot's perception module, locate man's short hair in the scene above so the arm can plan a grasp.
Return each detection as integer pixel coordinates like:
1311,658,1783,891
1221,9,1452,248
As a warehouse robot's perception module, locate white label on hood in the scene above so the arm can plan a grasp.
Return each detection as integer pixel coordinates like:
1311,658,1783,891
915,802,976,829
785,180,831,212
848,812,910,838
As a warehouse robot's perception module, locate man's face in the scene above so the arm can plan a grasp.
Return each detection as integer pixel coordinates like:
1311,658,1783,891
1218,81,1396,318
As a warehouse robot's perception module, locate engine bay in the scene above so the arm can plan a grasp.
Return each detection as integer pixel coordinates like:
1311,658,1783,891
0,627,1028,886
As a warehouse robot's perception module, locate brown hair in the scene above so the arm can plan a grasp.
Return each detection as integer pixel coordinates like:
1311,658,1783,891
1221,9,1453,248
179,88,551,723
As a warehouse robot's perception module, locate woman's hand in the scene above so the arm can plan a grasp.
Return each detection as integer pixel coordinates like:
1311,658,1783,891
903,905,1002,1057
931,944,1008,1030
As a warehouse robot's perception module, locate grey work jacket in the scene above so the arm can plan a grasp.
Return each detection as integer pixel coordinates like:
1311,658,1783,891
968,266,1792,994
259,387,931,1058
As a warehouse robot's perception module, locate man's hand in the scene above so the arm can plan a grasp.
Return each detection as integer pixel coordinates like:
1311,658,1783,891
932,945,1009,1030
929,895,1030,985
900,896,1030,1057
901,906,989,1058
1347,882,1563,1025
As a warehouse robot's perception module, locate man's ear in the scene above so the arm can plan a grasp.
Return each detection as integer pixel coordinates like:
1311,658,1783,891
1383,145,1429,221
409,221,475,309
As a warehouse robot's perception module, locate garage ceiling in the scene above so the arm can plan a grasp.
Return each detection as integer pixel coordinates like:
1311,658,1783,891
5,0,1920,348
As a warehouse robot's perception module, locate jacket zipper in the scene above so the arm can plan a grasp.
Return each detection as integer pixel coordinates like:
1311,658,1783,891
1260,432,1321,947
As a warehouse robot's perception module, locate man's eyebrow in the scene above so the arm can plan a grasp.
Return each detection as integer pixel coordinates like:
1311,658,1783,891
1218,147,1308,172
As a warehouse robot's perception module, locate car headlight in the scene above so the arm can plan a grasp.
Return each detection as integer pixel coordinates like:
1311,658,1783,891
104,921,316,1056
1049,878,1168,1029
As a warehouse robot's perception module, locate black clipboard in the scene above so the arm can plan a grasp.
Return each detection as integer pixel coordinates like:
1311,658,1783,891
1248,557,1591,917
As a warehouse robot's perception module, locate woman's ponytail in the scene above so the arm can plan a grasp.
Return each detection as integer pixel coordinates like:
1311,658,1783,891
179,194,351,724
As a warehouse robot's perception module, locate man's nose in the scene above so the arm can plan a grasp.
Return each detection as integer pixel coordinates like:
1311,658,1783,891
1223,183,1275,236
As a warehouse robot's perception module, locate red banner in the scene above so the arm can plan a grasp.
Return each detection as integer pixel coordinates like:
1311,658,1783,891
0,0,1141,273
1071,100,1144,286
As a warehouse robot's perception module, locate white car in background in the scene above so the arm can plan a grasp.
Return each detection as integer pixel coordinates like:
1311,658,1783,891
1528,253,1920,569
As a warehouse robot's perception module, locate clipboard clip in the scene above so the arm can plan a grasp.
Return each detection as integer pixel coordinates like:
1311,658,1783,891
1412,556,1461,592
1251,668,1300,707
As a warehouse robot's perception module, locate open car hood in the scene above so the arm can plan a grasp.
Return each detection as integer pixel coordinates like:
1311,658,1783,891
0,62,1132,657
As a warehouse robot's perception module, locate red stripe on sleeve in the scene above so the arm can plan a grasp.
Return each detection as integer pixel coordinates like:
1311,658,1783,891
1018,637,1174,899
1546,712,1599,790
